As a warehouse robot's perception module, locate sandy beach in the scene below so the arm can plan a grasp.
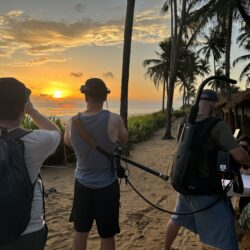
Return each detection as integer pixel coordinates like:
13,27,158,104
42,119,250,250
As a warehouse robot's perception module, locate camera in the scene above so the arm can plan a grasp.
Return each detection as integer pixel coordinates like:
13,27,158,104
217,150,244,193
114,147,126,179
217,151,234,180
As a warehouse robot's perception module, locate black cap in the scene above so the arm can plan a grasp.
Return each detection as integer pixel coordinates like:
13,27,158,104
0,77,30,104
0,78,31,118
200,89,218,102
80,78,110,97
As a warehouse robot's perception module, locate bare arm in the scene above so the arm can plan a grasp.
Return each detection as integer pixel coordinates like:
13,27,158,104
64,118,72,147
25,99,61,134
117,116,128,145
213,121,250,168
230,146,250,168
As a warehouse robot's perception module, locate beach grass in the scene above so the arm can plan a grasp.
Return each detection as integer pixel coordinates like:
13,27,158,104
21,115,65,132
21,110,185,164
127,109,185,144
128,111,166,144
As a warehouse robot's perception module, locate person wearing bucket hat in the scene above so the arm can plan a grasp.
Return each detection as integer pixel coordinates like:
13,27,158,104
0,77,61,250
64,78,128,250
164,89,250,250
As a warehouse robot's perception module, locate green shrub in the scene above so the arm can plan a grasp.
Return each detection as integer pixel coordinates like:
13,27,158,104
21,115,37,130
172,109,186,118
21,115,66,165
128,111,166,144
20,110,183,165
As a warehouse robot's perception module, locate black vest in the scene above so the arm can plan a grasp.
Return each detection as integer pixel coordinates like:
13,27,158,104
171,117,222,195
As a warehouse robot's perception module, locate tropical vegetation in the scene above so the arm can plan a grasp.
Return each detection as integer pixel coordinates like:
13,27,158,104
141,0,250,139
21,110,185,165
233,24,250,86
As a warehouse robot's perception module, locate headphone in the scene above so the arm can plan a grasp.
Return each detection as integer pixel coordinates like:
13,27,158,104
80,85,111,96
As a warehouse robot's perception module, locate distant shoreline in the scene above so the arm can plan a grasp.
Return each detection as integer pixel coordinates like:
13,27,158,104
32,99,175,119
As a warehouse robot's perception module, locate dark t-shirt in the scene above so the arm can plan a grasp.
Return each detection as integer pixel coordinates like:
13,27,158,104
177,114,239,151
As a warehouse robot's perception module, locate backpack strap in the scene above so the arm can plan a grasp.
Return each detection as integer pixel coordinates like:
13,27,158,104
197,117,222,140
38,173,48,239
72,113,113,159
2,127,32,139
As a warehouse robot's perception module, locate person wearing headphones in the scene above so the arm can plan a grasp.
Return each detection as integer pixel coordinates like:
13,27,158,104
164,90,250,250
64,78,128,250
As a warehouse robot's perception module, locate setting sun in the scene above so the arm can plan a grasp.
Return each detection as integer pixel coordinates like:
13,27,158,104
53,91,63,98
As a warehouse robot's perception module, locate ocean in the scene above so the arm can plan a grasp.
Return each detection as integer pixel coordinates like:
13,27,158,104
34,99,162,121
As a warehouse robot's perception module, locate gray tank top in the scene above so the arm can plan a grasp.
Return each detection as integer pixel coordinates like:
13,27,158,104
71,110,116,188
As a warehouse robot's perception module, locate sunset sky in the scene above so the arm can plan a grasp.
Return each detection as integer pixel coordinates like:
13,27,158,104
0,0,247,115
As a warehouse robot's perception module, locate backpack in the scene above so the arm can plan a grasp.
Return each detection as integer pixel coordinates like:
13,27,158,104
171,117,222,195
0,128,35,246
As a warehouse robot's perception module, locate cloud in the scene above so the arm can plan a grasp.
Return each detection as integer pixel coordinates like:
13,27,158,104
0,8,169,58
40,93,51,97
103,71,114,79
70,72,83,78
74,3,87,13
133,9,170,43
26,44,66,55
6,57,69,67
32,96,84,117
6,10,24,17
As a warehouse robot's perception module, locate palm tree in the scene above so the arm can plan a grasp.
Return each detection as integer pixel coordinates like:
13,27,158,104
197,27,225,74
208,66,225,93
176,47,210,109
120,0,136,129
143,39,172,112
162,0,187,139
185,84,196,106
233,24,250,87
144,37,210,114
187,0,250,78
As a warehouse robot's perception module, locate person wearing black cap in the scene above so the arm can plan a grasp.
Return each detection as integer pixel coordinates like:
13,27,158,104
64,78,128,250
164,89,250,250
0,77,61,250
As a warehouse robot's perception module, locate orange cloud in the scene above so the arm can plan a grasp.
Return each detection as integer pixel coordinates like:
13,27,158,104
0,9,169,58
70,72,83,78
6,57,70,67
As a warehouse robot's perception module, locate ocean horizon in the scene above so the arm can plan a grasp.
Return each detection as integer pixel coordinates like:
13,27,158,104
33,99,164,121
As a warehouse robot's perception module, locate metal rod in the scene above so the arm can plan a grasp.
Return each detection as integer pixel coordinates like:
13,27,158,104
117,154,169,181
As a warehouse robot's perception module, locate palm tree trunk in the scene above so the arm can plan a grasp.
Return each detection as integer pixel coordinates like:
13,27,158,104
212,51,216,75
170,1,173,37
120,0,135,129
162,80,166,112
225,4,233,78
184,87,186,110
163,0,187,139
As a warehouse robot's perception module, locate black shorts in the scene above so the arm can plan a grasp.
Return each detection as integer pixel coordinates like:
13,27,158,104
69,179,120,238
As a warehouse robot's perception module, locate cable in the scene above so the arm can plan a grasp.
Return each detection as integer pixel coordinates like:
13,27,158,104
125,177,233,215
116,150,234,215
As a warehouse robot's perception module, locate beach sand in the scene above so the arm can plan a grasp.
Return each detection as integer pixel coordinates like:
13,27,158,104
42,118,250,250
